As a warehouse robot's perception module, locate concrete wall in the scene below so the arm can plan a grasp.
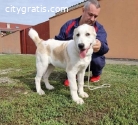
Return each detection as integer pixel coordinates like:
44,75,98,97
49,0,138,59
0,31,21,54
98,0,138,59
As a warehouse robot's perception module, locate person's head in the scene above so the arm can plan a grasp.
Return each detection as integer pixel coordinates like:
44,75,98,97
80,0,101,25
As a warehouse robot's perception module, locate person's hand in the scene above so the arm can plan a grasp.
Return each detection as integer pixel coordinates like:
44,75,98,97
93,39,101,52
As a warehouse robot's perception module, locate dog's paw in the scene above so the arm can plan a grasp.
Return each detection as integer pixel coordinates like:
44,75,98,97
37,89,45,95
46,84,54,90
79,92,89,98
74,97,84,105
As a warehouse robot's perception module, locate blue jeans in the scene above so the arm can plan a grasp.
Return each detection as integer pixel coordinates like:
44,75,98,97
86,54,105,76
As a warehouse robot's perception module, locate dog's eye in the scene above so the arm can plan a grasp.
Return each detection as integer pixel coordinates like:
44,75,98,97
76,33,80,37
86,33,90,36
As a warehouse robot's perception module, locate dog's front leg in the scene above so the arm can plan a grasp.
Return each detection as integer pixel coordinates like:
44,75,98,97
67,72,84,105
77,70,89,98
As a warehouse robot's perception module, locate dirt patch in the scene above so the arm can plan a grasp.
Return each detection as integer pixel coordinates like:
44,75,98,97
0,77,13,84
0,68,21,75
0,68,21,84
0,86,28,100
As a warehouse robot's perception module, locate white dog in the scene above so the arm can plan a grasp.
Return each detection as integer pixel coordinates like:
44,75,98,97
28,24,96,104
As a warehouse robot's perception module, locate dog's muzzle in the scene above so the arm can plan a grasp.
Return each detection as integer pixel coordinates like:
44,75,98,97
78,43,85,50
78,43,92,58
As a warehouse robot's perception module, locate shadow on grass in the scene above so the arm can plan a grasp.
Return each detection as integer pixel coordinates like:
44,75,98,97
12,69,70,96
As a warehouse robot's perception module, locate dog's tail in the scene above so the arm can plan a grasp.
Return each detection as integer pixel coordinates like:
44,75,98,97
28,28,42,46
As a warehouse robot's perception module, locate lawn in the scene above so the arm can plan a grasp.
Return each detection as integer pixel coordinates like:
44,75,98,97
0,54,138,125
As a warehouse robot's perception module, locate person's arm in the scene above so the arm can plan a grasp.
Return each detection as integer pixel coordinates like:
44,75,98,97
94,25,109,55
55,23,67,40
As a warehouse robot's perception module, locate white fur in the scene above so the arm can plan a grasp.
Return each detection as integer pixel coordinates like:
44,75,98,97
28,24,96,104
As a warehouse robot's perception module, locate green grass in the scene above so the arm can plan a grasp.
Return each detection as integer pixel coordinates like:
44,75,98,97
0,54,138,125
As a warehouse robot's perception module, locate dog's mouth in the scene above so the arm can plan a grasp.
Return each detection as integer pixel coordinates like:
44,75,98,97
79,48,89,58
79,43,92,58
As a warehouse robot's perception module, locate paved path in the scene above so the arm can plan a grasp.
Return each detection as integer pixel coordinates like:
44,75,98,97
106,59,138,65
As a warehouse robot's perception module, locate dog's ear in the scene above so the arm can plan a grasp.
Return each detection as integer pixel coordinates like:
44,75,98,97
93,31,97,39
91,27,97,37
73,28,77,40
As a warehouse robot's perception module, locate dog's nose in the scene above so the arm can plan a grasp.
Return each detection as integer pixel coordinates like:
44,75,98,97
78,43,84,49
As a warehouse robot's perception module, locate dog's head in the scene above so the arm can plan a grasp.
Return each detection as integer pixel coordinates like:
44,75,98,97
73,24,96,58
